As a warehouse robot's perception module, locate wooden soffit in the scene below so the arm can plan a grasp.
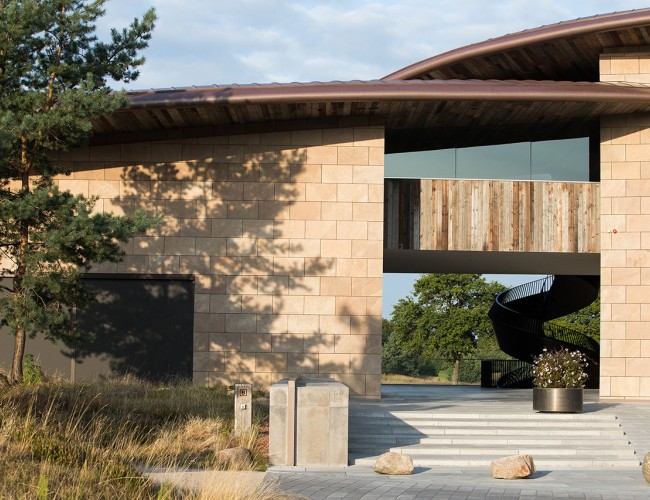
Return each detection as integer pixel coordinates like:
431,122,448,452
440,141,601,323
93,79,650,152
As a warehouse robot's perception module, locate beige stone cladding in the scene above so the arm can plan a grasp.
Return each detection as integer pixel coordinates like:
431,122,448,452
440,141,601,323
54,125,384,397
600,50,650,399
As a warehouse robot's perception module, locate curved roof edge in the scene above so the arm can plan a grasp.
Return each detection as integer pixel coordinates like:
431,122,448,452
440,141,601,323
126,79,650,109
384,8,650,81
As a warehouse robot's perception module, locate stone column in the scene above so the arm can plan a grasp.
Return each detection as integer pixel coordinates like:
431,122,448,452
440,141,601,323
599,49,650,400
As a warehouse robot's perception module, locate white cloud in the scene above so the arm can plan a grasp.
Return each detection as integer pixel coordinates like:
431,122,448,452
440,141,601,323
97,0,650,89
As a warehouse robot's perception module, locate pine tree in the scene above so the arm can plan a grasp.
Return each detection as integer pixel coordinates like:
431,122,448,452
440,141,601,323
0,1,157,384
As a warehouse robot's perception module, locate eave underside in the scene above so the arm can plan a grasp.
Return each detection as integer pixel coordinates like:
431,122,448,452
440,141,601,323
92,81,650,153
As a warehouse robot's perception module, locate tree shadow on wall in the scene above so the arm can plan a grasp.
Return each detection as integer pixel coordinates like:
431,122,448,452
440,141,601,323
77,134,342,383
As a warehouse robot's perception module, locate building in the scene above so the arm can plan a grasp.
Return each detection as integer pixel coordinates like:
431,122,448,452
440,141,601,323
4,8,650,400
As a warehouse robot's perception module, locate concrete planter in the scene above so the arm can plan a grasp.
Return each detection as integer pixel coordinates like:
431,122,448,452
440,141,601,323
533,388,583,413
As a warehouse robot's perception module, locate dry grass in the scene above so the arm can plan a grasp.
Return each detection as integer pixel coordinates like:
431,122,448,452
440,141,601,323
0,377,275,499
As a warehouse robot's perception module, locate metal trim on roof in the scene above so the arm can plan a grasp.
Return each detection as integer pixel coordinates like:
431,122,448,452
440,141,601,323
126,79,650,109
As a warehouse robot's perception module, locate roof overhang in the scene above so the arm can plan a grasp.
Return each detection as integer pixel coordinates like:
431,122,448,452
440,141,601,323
93,79,650,152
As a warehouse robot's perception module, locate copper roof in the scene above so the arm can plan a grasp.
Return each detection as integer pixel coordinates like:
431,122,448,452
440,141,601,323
93,8,650,152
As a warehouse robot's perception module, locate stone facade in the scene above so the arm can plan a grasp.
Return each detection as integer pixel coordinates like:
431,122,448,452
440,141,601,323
54,125,384,397
600,49,650,399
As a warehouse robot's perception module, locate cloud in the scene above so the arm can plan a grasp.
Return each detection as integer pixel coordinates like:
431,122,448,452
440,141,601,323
96,0,650,90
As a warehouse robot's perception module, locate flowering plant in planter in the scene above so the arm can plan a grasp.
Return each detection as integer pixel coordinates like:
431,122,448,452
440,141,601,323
532,348,588,389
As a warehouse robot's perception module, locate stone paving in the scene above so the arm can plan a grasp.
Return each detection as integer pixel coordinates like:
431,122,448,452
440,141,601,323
266,385,650,499
266,466,649,499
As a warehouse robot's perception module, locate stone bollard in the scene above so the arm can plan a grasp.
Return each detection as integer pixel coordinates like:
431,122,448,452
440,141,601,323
643,452,650,485
234,383,252,435
269,378,348,467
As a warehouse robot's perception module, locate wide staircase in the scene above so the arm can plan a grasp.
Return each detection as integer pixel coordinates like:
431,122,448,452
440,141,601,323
348,409,639,468
487,275,600,388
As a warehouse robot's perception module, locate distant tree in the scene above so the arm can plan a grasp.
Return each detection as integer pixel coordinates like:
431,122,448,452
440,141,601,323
389,274,504,384
381,318,418,376
0,1,157,384
552,295,600,343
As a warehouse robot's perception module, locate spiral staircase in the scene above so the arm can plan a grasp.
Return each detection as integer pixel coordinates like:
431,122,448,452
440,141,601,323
488,275,600,388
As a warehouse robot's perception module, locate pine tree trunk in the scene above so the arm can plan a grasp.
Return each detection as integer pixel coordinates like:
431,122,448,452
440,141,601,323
10,327,25,384
452,359,460,385
11,241,27,385
11,141,31,385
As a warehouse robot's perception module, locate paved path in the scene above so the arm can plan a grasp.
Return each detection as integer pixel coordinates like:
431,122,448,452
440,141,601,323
267,385,650,499
266,466,649,499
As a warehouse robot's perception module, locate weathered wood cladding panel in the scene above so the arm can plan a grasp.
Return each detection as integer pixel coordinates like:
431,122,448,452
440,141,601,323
385,179,599,253
384,179,420,250
420,179,599,253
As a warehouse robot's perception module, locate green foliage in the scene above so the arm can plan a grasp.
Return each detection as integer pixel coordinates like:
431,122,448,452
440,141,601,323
22,354,44,386
417,358,481,384
386,274,505,382
458,359,481,383
381,318,419,375
0,186,155,343
0,1,156,170
0,1,157,383
552,296,600,343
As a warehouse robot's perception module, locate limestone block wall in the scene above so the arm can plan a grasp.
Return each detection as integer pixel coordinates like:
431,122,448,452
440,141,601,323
54,124,384,397
600,51,650,400
600,47,650,83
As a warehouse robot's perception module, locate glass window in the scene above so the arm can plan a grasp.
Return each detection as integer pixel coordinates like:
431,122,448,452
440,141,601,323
385,149,454,179
384,138,590,182
531,138,589,181
456,142,530,180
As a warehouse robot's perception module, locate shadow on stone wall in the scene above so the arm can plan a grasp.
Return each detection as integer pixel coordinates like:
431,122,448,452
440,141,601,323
97,137,345,383
2,129,381,388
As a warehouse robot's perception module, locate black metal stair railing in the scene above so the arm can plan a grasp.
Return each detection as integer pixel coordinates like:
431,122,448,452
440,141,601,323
498,276,554,306
488,275,600,388
495,364,534,389
542,322,600,359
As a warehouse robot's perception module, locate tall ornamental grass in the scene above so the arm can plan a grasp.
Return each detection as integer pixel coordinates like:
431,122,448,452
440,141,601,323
0,377,283,499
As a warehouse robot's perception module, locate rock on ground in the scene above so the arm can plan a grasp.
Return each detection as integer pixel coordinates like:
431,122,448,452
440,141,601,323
490,455,536,479
643,452,650,485
373,452,414,475
218,447,253,468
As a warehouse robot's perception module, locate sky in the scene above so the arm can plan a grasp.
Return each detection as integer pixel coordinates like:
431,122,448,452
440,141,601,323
99,0,650,90
97,0,634,316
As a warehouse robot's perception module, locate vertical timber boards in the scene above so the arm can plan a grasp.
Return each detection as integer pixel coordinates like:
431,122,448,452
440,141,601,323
420,179,599,253
384,179,420,249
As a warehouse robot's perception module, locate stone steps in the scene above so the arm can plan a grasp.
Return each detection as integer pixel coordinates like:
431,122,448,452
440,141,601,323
348,411,640,468
352,411,618,420
350,444,635,457
350,435,629,446
350,454,642,468
349,426,626,437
